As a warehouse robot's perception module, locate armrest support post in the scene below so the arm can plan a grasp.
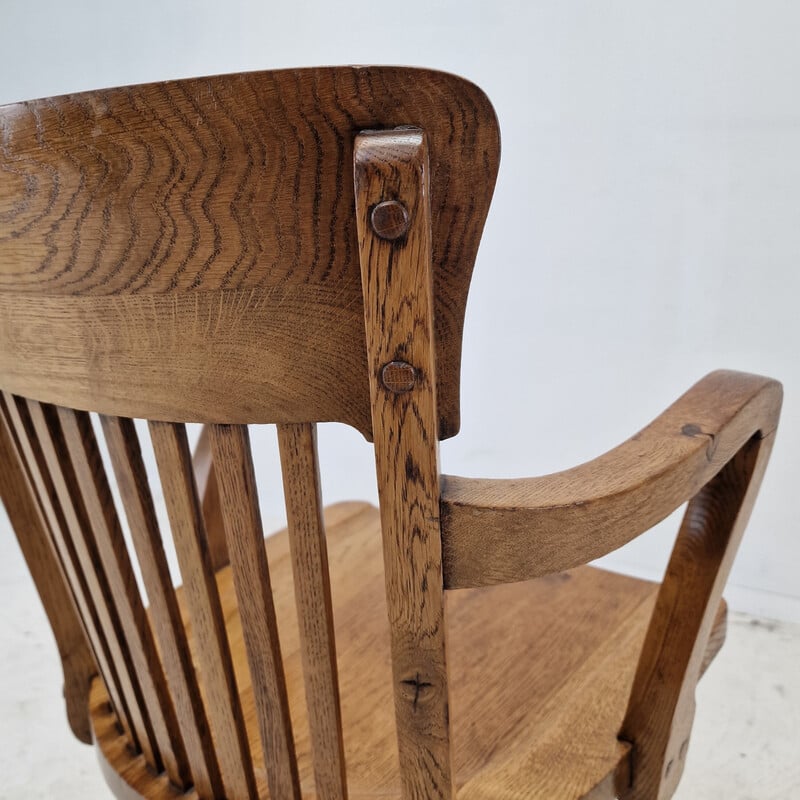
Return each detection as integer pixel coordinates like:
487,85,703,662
618,432,775,799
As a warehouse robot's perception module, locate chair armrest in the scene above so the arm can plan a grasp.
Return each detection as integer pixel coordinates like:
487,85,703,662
440,370,782,589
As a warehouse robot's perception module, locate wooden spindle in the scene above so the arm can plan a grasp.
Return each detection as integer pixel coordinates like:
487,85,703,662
58,407,188,785
149,421,257,799
0,394,95,743
16,397,142,751
102,416,224,797
278,422,347,800
210,423,301,800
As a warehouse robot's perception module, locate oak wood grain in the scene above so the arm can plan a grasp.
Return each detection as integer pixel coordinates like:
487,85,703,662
102,415,224,798
277,422,347,800
355,128,454,799
87,503,733,800
192,425,228,571
0,66,783,800
58,407,189,786
619,432,777,800
441,371,782,589
21,397,141,750
209,423,300,800
0,394,95,743
149,420,257,799
0,67,500,438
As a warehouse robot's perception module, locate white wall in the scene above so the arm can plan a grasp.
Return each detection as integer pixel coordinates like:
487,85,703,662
1,0,798,621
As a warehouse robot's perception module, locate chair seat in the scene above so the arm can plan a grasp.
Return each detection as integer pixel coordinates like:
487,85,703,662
90,501,720,799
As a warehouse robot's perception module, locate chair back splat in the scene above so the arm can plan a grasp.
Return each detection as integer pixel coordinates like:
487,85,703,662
0,66,782,800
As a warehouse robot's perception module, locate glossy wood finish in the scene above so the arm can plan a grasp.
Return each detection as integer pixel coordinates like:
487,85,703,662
441,370,782,589
88,503,731,800
0,67,500,439
356,129,454,798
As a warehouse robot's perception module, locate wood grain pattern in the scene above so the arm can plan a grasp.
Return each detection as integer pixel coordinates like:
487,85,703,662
19,396,141,750
355,129,454,799
700,601,727,678
209,423,300,800
86,503,732,800
101,415,224,798
441,370,783,589
0,67,500,437
0,393,95,743
58,407,188,786
192,425,228,571
619,432,777,800
149,420,256,799
0,66,784,800
277,422,347,800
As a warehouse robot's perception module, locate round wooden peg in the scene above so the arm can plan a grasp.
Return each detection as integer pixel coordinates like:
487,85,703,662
380,361,417,393
371,201,410,241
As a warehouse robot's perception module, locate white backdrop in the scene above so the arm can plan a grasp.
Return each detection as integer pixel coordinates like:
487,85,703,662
1,0,798,621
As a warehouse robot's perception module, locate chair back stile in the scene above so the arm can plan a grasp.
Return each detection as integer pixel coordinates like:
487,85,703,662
355,127,455,799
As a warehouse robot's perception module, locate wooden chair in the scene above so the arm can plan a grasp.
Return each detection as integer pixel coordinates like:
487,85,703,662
0,66,782,800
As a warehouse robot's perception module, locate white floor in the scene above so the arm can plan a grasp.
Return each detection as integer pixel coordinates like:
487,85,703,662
1,537,798,799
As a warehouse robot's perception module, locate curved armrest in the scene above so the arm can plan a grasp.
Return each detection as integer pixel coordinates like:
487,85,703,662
440,370,782,589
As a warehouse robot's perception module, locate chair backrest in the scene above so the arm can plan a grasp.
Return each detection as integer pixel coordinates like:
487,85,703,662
0,66,499,438
0,67,500,799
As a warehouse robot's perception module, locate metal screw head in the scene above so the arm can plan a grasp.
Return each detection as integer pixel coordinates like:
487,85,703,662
371,200,410,241
380,361,417,393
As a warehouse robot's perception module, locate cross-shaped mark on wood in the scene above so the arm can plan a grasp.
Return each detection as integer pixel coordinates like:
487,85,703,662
400,673,434,710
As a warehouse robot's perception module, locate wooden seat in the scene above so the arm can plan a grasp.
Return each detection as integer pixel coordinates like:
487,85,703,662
0,66,783,800
91,502,730,800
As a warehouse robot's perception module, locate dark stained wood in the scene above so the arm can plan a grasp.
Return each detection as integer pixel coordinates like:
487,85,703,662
209,423,300,800
87,502,732,800
101,415,224,799
441,371,783,589
58,408,189,786
0,394,95,743
149,421,257,799
277,422,347,800
0,67,500,438
355,128,454,799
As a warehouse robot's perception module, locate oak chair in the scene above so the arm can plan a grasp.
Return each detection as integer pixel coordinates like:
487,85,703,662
0,66,782,799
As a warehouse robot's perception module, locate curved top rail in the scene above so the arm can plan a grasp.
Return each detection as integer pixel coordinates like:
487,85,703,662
0,66,500,436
